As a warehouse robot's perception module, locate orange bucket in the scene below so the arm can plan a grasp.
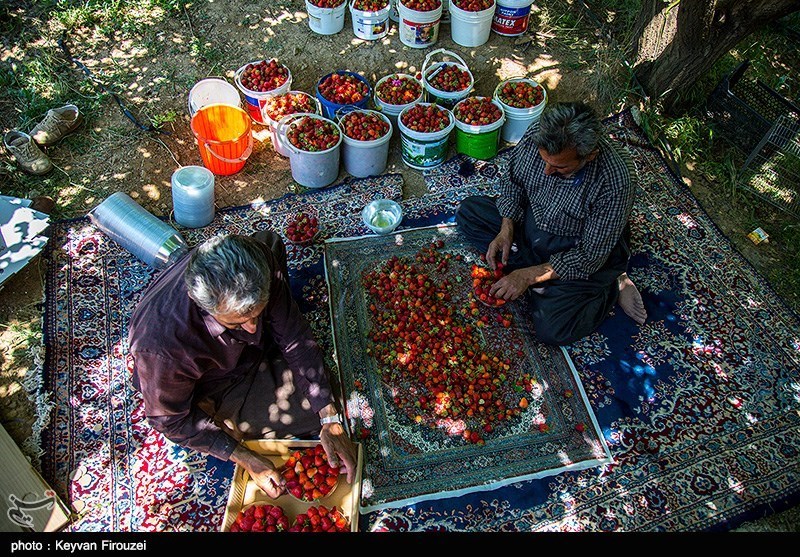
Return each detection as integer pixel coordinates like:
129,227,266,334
190,104,253,175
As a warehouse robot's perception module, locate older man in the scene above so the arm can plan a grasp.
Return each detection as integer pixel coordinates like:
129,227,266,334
456,101,647,345
128,231,357,497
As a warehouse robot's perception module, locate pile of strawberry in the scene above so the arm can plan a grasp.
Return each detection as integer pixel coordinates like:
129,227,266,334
426,64,471,93
229,504,290,532
400,103,451,133
264,92,316,122
288,505,350,532
308,0,346,8
452,0,494,11
286,116,340,152
362,240,535,445
375,74,422,106
353,0,389,10
318,72,370,106
285,211,319,244
401,0,441,11
240,59,289,93
454,97,503,126
497,80,546,109
471,261,507,307
281,444,339,502
341,111,390,141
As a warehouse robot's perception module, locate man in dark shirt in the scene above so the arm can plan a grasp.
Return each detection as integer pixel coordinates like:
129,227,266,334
128,231,357,498
456,101,647,345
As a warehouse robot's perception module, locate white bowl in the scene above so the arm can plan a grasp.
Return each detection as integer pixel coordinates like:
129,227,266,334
362,199,403,235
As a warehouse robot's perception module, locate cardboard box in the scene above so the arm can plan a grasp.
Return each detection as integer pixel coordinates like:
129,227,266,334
0,423,72,532
220,440,362,532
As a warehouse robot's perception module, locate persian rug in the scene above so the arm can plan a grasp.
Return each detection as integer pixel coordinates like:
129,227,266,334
324,225,612,511
40,174,404,531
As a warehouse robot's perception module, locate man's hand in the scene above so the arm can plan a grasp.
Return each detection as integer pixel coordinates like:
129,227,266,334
231,445,285,499
486,218,515,270
320,422,358,484
489,269,531,300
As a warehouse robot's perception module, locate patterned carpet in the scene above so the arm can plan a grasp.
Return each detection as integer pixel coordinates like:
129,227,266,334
40,109,800,531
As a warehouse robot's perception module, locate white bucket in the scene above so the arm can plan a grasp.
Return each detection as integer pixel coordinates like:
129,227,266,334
234,61,293,124
397,1,443,49
188,78,242,117
397,102,455,170
350,1,391,40
171,165,215,228
277,113,343,189
373,73,424,128
262,91,322,157
493,78,547,144
306,0,348,35
449,0,495,47
492,0,534,36
422,48,474,110
338,109,393,177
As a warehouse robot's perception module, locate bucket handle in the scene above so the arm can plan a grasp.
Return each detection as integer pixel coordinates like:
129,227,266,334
202,133,254,164
422,48,469,81
335,105,359,123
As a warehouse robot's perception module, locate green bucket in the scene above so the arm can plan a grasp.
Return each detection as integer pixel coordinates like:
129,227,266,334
453,98,506,160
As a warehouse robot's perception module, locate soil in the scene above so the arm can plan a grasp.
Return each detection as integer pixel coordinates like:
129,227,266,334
0,0,797,531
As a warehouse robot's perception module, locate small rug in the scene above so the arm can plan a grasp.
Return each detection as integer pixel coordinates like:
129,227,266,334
324,224,611,511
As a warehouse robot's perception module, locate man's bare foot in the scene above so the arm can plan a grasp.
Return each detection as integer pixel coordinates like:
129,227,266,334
618,273,647,325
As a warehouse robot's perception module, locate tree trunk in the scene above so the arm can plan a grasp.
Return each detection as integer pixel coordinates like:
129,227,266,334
631,0,800,115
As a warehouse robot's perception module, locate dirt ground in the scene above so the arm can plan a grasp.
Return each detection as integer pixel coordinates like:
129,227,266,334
1,0,798,531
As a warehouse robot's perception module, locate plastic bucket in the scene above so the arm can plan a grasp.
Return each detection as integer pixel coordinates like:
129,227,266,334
171,165,215,228
422,48,474,110
453,97,505,160
188,78,242,117
262,91,322,157
190,104,254,176
306,0,348,35
397,102,455,170
373,73,424,128
397,1,443,49
492,0,534,36
350,1,391,40
234,61,293,124
338,109,393,177
316,71,372,120
449,1,495,47
389,0,399,21
493,78,547,144
277,113,343,188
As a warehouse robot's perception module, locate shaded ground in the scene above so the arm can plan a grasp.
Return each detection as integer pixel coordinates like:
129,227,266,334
1,0,798,531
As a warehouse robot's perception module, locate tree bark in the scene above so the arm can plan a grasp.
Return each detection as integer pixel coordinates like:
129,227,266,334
631,0,800,115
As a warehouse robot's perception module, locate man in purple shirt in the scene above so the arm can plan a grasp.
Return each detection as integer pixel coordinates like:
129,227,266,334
456,102,647,345
128,231,357,498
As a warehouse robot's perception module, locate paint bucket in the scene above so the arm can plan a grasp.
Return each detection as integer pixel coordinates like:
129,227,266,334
316,71,372,120
373,73,424,128
262,91,322,157
234,60,293,124
397,0,443,49
190,104,254,176
422,48,474,110
277,113,343,189
493,77,547,144
305,0,348,35
397,102,455,170
88,192,188,270
188,78,242,117
491,0,534,36
453,97,505,160
449,0,495,47
171,165,215,228
350,0,391,40
338,109,393,177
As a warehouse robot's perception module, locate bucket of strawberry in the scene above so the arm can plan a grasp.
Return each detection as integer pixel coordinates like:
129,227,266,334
338,108,393,177
315,70,372,119
262,91,322,156
397,102,455,170
373,72,424,127
277,113,343,189
422,48,474,109
234,59,293,123
452,95,506,160
493,77,548,144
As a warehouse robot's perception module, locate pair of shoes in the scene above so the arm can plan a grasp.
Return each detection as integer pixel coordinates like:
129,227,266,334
3,130,53,175
3,104,83,176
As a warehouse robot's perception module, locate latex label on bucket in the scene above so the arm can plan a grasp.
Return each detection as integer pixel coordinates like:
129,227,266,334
492,1,532,36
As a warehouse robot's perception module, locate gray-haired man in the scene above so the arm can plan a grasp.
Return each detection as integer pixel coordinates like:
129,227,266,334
456,101,647,345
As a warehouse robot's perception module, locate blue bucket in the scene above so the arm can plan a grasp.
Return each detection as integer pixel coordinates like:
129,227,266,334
315,71,372,120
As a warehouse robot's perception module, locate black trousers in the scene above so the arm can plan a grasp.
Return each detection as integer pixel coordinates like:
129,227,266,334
455,195,630,345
